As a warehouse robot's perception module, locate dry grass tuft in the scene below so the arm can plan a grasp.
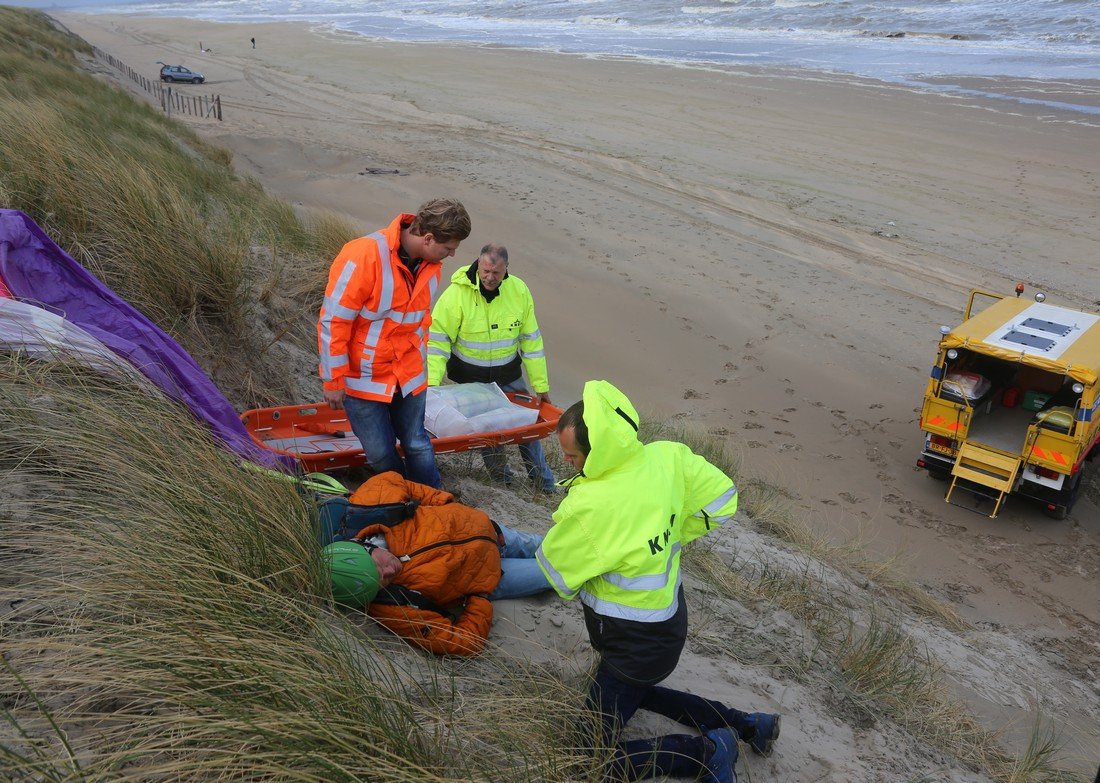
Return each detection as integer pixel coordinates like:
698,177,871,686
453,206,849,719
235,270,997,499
0,7,349,410
0,356,591,781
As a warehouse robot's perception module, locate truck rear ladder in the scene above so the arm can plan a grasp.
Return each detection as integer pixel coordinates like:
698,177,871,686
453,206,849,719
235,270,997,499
945,442,1022,518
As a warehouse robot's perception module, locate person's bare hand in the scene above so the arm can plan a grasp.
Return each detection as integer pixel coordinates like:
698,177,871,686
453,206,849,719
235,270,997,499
370,548,404,586
323,388,346,409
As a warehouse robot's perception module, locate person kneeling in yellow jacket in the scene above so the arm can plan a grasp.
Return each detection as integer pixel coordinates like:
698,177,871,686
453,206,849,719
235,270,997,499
537,380,780,783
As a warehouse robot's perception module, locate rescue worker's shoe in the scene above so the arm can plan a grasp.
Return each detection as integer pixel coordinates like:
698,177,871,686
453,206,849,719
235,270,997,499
702,728,739,783
742,712,780,756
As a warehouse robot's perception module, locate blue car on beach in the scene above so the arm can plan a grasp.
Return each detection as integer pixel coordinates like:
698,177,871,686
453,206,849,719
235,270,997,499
158,63,204,84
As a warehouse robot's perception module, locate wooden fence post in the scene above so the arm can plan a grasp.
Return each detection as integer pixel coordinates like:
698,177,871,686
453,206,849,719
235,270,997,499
93,48,223,120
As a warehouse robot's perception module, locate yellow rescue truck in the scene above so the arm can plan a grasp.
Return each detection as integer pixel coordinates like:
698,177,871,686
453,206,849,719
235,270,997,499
917,287,1100,519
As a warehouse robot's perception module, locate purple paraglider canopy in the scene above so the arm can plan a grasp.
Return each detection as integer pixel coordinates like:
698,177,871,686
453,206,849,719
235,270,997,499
0,209,294,472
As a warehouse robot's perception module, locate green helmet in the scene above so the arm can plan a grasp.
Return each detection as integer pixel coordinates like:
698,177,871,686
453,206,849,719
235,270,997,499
323,541,381,608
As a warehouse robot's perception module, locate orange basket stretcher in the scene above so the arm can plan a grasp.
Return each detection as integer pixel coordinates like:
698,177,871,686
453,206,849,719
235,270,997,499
241,392,563,474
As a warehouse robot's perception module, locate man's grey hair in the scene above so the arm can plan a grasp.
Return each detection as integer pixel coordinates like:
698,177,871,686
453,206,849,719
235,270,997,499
479,243,509,266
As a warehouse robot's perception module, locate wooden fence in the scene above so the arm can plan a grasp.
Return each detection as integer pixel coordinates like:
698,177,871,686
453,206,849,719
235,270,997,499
92,46,223,121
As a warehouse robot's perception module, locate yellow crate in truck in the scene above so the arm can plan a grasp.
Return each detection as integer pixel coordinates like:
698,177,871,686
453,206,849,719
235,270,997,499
916,287,1100,519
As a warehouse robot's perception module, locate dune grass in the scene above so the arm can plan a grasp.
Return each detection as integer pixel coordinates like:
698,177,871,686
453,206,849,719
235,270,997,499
0,7,356,408
652,415,1079,781
0,355,604,782
687,541,1081,782
640,415,964,630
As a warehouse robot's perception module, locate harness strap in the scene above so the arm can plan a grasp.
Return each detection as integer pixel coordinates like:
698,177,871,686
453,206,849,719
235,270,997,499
373,584,463,623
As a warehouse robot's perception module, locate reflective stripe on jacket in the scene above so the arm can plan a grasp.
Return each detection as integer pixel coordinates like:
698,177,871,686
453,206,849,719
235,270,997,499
317,214,441,402
426,263,549,392
536,380,738,623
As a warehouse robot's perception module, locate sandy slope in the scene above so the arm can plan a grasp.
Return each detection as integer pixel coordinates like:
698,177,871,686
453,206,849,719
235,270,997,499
57,12,1100,776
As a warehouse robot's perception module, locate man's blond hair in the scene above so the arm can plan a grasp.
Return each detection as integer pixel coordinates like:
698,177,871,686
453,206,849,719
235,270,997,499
408,198,471,243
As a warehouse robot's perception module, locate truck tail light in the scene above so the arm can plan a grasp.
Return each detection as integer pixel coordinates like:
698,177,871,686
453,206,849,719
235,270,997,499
930,435,953,449
1035,466,1060,480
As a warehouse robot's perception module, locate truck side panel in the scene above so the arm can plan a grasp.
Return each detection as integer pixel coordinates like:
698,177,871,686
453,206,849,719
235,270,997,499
920,395,970,441
1027,427,1079,473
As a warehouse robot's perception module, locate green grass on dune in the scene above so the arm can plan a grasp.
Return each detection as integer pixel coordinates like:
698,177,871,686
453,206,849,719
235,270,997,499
0,356,599,782
0,6,355,407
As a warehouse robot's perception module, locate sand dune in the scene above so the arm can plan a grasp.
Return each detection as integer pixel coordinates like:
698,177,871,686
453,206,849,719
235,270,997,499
59,12,1100,774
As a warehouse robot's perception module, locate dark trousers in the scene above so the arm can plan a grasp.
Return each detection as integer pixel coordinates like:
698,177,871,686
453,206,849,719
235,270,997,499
583,663,752,781
343,387,440,488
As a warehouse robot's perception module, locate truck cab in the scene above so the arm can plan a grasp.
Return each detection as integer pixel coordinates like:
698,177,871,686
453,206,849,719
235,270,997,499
917,288,1100,519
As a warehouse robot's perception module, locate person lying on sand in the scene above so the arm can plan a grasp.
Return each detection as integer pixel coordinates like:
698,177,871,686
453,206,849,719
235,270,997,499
323,470,549,656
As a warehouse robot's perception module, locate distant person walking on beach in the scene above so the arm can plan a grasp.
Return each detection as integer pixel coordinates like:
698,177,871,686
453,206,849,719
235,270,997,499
250,37,256,49
537,380,780,783
317,198,470,489
427,243,557,492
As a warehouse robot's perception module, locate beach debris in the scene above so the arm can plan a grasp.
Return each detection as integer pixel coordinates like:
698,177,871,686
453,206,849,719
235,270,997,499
359,168,407,176
874,220,899,238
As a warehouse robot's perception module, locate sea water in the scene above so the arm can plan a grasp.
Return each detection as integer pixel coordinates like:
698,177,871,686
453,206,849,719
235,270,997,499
15,0,1100,115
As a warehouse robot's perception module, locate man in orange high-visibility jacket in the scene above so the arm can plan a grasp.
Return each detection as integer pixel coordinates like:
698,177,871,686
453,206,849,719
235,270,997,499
318,199,471,488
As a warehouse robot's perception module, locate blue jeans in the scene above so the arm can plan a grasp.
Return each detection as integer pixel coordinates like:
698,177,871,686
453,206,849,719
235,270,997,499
482,378,556,491
344,387,441,489
582,663,754,781
488,524,550,600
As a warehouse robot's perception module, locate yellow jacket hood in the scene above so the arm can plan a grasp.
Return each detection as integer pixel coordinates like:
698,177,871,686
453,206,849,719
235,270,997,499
578,379,644,480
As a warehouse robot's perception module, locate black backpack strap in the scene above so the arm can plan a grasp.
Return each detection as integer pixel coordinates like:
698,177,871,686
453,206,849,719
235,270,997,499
373,584,463,624
345,499,420,529
317,497,421,546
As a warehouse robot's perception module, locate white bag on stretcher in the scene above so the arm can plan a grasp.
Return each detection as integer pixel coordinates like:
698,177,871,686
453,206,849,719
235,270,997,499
424,382,539,438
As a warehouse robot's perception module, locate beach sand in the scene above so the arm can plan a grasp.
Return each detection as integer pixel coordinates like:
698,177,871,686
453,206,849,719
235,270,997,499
57,12,1100,774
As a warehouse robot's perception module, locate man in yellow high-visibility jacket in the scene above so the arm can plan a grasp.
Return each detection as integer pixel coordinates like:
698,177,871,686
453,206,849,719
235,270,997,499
427,243,556,492
537,380,780,783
